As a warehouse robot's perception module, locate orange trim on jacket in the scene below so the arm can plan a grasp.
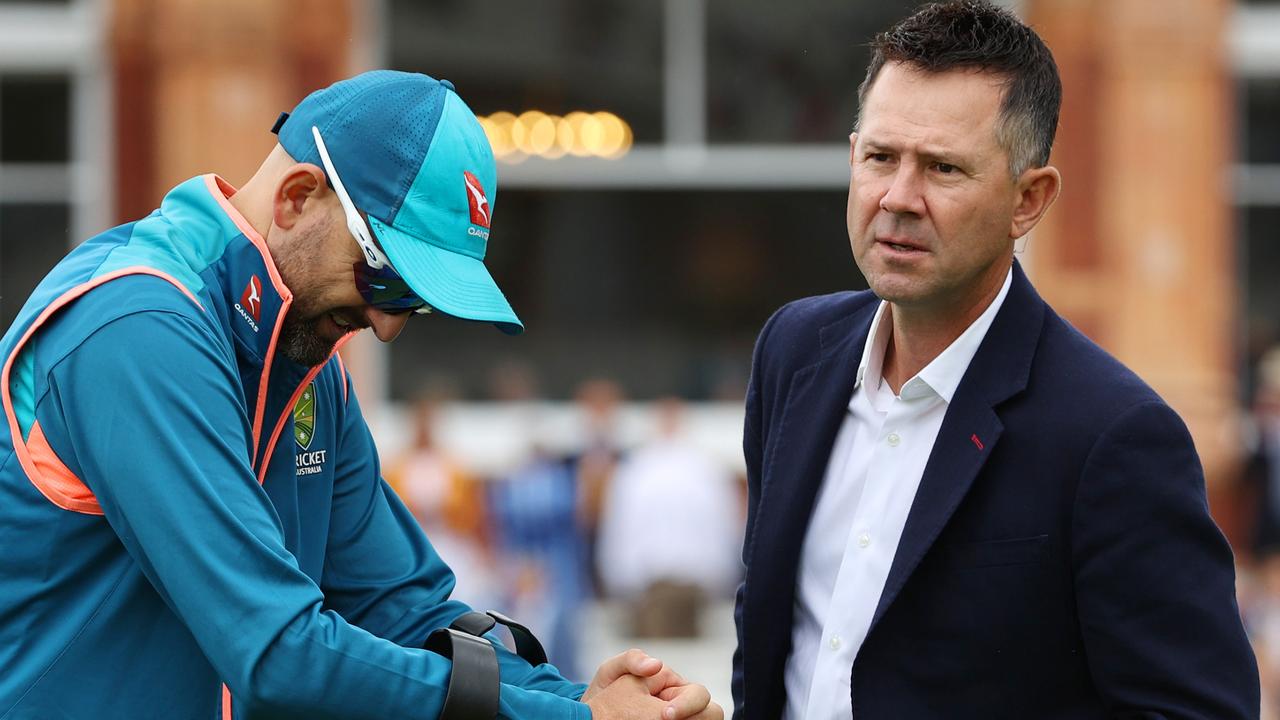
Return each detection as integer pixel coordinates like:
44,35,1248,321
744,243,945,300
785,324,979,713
0,267,204,515
255,333,355,486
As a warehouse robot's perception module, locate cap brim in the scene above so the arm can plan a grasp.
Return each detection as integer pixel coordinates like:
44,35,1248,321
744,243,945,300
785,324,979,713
369,215,524,335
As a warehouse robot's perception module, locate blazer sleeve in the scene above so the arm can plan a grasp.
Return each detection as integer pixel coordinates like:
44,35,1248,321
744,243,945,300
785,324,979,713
1072,400,1260,719
733,304,787,719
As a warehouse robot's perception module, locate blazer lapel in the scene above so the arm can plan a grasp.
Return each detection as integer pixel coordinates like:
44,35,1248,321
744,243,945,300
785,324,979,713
869,261,1046,631
742,299,878,716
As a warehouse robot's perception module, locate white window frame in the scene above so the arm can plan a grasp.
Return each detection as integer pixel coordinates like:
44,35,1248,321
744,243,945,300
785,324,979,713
1233,4,1280,207
0,0,112,243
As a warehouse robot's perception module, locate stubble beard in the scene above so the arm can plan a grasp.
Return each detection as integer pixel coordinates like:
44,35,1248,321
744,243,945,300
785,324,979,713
273,220,341,367
279,312,333,367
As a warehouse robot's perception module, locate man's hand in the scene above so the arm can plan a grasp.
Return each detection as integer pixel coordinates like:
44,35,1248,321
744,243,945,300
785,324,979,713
585,674,667,720
582,649,723,720
582,649,663,704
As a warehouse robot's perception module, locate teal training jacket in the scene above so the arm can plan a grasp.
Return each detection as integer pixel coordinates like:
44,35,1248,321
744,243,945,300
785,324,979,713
0,175,589,720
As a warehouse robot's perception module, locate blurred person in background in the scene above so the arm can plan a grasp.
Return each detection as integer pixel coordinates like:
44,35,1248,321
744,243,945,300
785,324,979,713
597,397,743,638
387,390,502,610
733,2,1257,719
487,359,543,403
488,415,592,683
570,377,628,577
1247,347,1280,557
0,70,719,720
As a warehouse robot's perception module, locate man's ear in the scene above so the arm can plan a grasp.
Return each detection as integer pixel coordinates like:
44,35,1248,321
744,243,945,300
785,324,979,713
272,164,328,230
1010,164,1061,240
849,131,858,166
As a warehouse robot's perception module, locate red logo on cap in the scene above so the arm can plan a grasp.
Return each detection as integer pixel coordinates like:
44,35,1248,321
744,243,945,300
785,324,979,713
240,276,262,322
463,171,491,229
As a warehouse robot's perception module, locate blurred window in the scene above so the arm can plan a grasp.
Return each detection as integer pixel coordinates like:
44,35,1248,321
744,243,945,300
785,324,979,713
385,189,859,401
0,203,70,330
1244,78,1280,164
705,0,917,143
0,71,73,334
1,74,70,163
389,0,924,147
1244,207,1280,324
0,0,104,336
1236,2,1280,391
388,0,663,143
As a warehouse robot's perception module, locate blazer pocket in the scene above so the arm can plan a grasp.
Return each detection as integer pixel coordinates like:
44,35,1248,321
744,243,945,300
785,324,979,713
948,534,1048,569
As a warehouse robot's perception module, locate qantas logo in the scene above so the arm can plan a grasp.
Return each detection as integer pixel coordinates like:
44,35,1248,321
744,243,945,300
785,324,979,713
235,276,262,332
240,277,262,321
463,171,491,233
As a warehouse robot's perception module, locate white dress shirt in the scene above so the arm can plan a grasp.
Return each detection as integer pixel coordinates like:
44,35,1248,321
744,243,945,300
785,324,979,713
782,268,1012,720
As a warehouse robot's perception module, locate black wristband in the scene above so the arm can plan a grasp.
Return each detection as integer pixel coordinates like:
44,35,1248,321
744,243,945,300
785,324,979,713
423,627,500,720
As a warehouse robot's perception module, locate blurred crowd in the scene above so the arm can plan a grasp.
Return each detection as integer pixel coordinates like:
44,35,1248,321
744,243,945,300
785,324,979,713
383,378,746,683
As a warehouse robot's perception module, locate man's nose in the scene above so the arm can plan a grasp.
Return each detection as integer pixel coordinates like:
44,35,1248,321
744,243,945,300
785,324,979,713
879,165,927,217
364,307,411,342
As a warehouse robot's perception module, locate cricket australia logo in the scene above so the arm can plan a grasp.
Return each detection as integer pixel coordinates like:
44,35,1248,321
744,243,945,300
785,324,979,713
294,383,327,476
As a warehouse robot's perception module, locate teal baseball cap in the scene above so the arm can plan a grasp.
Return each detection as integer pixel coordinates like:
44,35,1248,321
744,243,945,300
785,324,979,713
272,70,522,334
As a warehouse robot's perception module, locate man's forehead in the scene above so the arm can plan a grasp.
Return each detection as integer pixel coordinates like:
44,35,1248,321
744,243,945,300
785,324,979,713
859,63,1005,148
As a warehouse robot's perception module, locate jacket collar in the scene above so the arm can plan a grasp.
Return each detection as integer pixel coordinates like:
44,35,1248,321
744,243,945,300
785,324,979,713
197,175,294,364
151,175,296,365
867,259,1044,632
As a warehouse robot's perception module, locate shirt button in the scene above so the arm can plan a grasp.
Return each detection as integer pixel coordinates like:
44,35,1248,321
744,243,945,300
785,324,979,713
829,635,842,650
886,432,901,447
858,533,871,548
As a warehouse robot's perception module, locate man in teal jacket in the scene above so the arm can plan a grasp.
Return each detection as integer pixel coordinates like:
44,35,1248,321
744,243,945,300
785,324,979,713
0,71,720,720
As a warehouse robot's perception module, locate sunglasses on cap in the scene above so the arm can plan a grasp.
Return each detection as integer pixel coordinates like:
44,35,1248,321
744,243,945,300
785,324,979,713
311,125,433,315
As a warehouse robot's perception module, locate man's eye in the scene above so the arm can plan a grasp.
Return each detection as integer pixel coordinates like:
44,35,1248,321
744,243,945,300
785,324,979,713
867,153,892,163
935,162,958,174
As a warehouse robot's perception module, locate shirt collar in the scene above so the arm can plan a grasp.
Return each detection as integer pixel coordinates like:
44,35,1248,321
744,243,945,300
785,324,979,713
854,299,892,391
855,266,1014,405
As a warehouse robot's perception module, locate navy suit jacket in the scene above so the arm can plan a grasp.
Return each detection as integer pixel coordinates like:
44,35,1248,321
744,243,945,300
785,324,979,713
732,263,1259,719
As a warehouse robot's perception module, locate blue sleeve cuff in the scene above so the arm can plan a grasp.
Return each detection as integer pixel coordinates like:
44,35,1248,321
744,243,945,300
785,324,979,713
499,682,592,720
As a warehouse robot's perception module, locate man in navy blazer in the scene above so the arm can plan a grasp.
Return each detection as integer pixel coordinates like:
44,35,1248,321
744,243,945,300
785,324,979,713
732,2,1259,718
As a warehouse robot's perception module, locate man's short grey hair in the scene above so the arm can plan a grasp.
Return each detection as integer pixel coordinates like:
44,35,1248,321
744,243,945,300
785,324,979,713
856,0,1062,177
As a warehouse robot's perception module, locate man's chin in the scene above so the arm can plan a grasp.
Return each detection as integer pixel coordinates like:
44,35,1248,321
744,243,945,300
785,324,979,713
865,271,926,304
279,318,339,367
